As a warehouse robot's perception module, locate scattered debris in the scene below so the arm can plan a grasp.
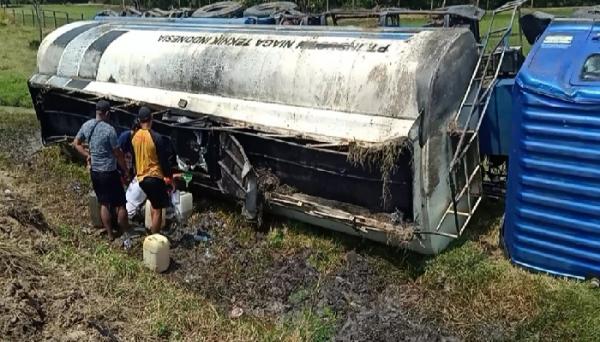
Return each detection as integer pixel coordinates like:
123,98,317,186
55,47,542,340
193,229,212,242
229,307,244,319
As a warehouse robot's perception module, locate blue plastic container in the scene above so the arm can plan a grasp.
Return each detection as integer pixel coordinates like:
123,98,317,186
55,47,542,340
480,78,514,156
505,19,600,279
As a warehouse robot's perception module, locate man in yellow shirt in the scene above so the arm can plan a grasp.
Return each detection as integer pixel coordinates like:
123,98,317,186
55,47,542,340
122,107,173,233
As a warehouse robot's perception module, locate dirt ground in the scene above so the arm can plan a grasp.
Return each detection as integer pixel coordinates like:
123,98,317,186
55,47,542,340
0,109,457,341
0,188,122,341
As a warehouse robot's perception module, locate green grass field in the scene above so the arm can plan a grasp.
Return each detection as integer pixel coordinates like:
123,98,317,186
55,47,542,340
4,3,112,20
0,20,37,107
481,7,577,53
0,3,112,107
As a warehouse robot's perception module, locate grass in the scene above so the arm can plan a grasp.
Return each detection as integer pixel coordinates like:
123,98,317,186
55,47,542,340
481,6,578,54
419,241,600,341
41,229,276,341
8,116,596,341
0,3,113,107
0,17,38,108
4,3,113,20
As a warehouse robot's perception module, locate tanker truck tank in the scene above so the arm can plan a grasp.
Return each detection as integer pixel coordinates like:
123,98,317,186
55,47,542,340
28,20,478,254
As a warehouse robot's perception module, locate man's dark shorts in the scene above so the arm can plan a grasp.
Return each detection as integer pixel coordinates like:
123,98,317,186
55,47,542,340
139,177,170,209
91,170,126,206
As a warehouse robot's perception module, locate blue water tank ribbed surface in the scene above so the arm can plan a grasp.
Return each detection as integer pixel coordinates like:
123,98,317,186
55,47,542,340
505,20,600,279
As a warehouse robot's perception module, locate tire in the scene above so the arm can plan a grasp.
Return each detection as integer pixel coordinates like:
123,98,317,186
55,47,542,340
191,1,245,18
142,11,163,17
96,10,119,17
243,1,298,18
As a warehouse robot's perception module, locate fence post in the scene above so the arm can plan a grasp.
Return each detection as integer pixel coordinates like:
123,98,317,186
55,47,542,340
22,10,25,25
53,10,57,28
66,13,69,24
31,9,35,26
81,13,84,21
42,10,46,28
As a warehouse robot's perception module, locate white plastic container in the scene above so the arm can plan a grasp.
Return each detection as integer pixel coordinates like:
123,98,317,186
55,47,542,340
172,191,193,221
143,234,170,273
144,200,166,230
88,191,102,228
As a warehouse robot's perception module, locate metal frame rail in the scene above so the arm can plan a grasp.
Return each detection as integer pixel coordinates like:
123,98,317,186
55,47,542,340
430,0,526,238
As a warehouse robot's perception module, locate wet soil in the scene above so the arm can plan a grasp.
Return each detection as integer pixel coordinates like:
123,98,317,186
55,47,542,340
0,190,120,341
165,205,456,340
166,208,319,317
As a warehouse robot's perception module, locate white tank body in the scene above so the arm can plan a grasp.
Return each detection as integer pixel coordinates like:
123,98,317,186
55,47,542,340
33,21,477,143
30,20,479,254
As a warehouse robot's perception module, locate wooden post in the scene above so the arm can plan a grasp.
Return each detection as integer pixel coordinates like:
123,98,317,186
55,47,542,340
22,10,25,25
53,10,57,28
42,10,45,28
31,9,35,25
66,13,69,24
81,13,84,21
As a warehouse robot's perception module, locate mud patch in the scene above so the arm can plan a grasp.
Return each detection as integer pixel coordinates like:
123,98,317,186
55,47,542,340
168,209,318,316
1,279,47,340
6,200,49,232
0,182,118,341
335,285,458,341
256,167,296,195
317,251,383,315
0,242,42,278
315,251,457,341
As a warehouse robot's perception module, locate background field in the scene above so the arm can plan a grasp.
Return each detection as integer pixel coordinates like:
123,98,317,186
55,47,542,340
1,4,600,340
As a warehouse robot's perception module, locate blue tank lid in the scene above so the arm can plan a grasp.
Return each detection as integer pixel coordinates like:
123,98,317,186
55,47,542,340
517,19,600,103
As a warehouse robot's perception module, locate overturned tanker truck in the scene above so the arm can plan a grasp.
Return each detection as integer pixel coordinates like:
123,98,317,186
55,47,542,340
28,1,523,254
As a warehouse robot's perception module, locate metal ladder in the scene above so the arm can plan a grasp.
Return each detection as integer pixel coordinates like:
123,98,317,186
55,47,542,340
433,0,526,238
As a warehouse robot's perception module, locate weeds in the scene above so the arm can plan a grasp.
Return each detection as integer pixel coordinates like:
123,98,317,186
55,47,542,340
0,25,39,108
347,138,411,210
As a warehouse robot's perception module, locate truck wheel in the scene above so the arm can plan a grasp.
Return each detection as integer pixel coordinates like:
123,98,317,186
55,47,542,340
243,1,298,18
191,1,245,18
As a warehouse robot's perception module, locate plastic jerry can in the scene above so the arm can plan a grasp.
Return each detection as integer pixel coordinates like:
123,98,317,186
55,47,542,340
172,191,193,221
143,234,170,273
89,191,102,228
145,200,166,230
179,191,193,221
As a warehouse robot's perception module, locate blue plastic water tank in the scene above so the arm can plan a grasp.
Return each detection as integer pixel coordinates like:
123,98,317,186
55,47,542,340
505,19,600,279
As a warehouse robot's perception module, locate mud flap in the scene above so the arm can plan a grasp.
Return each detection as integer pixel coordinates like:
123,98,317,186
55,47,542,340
217,133,258,220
